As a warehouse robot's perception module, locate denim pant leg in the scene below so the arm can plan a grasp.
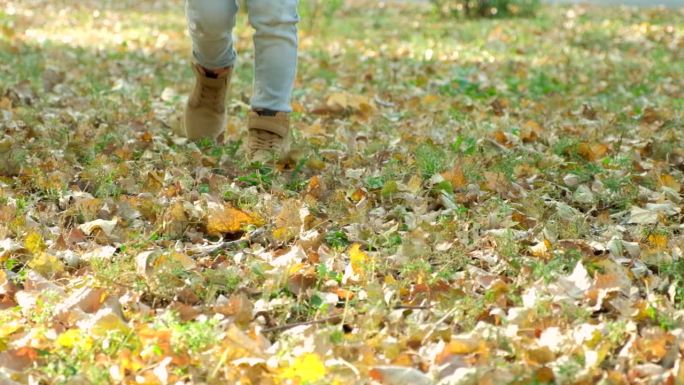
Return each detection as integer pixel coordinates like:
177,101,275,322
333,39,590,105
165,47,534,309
247,0,299,112
186,0,239,69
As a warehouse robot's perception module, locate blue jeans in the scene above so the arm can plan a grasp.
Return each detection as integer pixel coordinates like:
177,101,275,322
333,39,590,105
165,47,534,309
185,0,299,112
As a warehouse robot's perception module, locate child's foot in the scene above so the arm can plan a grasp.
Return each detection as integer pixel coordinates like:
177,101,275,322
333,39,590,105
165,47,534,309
247,110,290,163
181,64,231,141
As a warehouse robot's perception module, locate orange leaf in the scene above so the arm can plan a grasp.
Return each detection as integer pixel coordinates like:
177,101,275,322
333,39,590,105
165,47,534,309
659,174,681,191
335,288,355,301
436,338,485,364
647,233,668,250
578,143,609,161
520,120,542,142
441,165,467,189
206,205,259,235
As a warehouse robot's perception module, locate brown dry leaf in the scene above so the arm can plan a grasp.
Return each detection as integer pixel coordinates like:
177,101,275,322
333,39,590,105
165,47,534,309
581,104,598,120
162,201,188,238
301,121,327,138
0,97,11,110
525,346,555,365
287,263,316,295
206,205,259,236
534,367,555,383
0,347,39,372
214,293,253,324
520,120,543,142
312,92,376,118
441,165,467,190
305,175,325,200
634,330,673,362
641,107,662,124
492,130,509,146
54,287,108,316
169,301,201,322
482,171,508,193
273,199,305,242
578,142,610,161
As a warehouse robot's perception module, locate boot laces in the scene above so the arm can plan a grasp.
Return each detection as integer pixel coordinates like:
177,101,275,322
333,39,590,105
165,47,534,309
249,129,282,152
198,82,225,112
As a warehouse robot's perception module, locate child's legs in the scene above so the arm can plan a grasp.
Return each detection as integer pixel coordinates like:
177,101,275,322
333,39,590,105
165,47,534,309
247,0,299,112
186,0,239,69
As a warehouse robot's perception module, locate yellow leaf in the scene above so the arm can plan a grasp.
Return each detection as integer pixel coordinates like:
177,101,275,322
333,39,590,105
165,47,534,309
291,101,305,113
529,239,552,259
443,338,480,354
24,231,45,255
0,321,22,339
349,244,369,275
206,205,260,235
288,263,306,275
154,252,196,271
436,337,487,364
28,253,64,277
648,234,668,250
89,310,130,337
56,329,81,348
407,174,422,193
659,174,681,191
422,94,440,105
280,353,326,383
273,227,294,242
384,275,397,285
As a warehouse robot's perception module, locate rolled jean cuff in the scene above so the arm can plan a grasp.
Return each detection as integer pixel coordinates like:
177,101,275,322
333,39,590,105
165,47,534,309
251,101,292,113
193,47,237,70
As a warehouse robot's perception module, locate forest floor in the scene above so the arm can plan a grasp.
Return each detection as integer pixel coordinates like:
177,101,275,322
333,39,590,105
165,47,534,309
0,1,683,384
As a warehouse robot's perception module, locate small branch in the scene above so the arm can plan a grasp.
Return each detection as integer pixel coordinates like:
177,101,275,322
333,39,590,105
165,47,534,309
262,315,342,334
188,228,266,257
394,305,432,310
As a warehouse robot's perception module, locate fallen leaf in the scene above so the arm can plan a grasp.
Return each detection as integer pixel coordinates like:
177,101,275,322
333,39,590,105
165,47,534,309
578,142,609,161
206,204,259,235
79,218,118,236
349,243,369,275
370,366,432,385
280,353,327,383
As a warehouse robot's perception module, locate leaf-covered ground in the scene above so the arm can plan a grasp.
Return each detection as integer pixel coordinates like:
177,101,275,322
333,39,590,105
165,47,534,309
1,1,683,384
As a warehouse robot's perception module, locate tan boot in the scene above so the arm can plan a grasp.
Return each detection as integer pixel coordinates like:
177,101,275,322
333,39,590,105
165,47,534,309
182,64,231,141
247,111,290,163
